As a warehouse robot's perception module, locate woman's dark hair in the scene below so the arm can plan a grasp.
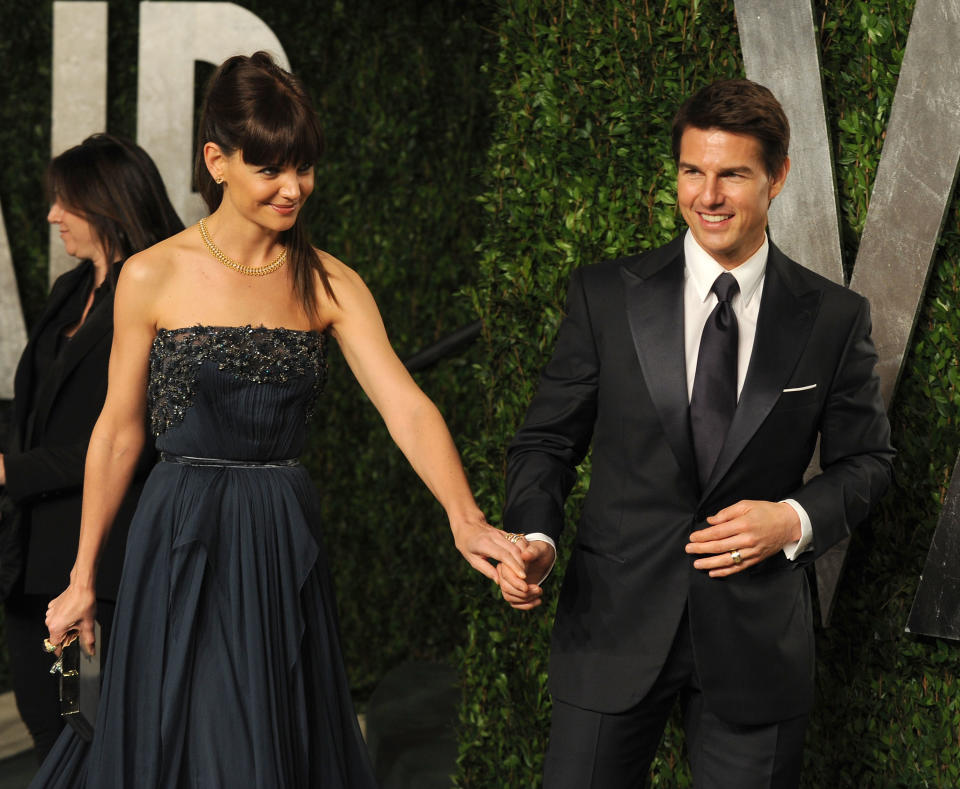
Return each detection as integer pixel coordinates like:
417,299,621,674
671,79,790,179
47,134,184,286
194,51,332,314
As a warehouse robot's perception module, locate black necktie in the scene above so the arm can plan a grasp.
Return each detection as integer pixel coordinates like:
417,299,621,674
690,272,740,487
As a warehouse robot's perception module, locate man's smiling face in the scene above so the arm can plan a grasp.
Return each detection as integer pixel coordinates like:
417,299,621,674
677,126,789,270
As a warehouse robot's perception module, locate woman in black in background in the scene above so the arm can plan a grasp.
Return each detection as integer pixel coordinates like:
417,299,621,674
0,134,183,762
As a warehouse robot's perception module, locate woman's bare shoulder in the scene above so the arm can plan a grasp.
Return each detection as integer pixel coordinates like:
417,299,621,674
120,227,197,286
116,228,201,325
315,248,377,304
315,248,364,286
312,248,373,321
311,248,385,336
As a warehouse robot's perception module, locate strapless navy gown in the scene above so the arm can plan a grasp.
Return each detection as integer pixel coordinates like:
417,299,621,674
30,326,377,788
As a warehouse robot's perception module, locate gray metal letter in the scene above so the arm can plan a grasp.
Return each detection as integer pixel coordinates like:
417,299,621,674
738,0,960,625
49,1,108,285
137,2,290,226
0,198,28,398
736,0,844,285
840,0,960,635
847,0,960,407
906,449,960,640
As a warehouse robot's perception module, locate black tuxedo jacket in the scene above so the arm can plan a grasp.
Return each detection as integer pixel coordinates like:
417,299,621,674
4,260,153,600
504,237,894,725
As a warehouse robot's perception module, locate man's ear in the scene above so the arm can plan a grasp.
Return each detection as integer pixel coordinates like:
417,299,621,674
768,156,791,201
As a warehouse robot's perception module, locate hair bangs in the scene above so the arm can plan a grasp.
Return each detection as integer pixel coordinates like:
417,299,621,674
47,151,100,219
671,79,790,178
238,93,323,168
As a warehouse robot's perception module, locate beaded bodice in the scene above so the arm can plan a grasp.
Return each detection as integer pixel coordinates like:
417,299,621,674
147,325,327,459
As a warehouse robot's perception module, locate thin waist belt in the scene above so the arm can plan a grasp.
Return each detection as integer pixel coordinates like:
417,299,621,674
160,452,300,468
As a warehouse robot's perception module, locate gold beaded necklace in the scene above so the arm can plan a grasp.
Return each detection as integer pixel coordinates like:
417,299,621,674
198,217,287,277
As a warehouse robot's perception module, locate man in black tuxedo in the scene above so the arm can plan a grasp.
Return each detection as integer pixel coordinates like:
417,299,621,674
497,80,894,787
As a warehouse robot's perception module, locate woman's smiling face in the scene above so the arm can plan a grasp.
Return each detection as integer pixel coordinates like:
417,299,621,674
217,151,315,232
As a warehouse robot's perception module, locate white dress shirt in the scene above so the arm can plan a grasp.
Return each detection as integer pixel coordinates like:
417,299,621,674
526,230,813,580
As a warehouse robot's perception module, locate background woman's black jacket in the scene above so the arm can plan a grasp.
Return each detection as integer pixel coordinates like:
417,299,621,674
3,259,154,601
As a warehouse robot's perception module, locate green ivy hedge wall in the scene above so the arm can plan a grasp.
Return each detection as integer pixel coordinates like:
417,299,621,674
2,1,960,786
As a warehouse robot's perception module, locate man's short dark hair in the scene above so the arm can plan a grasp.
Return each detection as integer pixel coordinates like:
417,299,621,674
671,79,790,178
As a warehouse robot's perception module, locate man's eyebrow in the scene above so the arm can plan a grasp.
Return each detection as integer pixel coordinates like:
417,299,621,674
677,161,756,176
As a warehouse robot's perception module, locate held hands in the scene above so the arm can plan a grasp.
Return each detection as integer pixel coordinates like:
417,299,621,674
685,499,801,578
497,539,556,610
450,512,529,585
45,582,97,657
450,513,555,610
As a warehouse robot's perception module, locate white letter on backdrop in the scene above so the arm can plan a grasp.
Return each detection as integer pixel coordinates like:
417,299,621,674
0,198,28,399
137,2,290,225
49,1,108,285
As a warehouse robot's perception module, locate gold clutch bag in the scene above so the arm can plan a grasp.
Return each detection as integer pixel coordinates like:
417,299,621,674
50,621,101,741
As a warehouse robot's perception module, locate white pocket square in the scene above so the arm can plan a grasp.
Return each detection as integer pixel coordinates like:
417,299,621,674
782,384,817,392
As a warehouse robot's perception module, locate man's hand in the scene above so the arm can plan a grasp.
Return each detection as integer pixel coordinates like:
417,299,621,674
498,540,556,610
685,500,801,577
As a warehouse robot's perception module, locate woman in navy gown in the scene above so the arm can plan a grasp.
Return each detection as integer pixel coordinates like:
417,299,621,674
34,52,527,787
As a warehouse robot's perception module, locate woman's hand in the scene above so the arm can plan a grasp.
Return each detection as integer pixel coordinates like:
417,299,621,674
0,452,6,486
450,514,527,584
45,582,97,656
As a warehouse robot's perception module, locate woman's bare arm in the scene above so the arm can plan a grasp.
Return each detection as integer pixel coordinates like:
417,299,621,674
45,254,160,654
320,256,526,583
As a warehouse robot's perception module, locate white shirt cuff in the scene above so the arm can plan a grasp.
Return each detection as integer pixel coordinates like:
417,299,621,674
780,498,813,560
522,532,557,583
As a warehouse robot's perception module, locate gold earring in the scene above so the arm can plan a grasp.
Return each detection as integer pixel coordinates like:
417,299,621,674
216,176,224,185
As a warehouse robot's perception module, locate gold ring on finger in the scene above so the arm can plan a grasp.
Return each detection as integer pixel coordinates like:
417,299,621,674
506,532,523,544
730,549,742,566
43,638,57,653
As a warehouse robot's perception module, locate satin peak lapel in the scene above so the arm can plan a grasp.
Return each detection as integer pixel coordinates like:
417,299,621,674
702,250,821,499
622,242,697,484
